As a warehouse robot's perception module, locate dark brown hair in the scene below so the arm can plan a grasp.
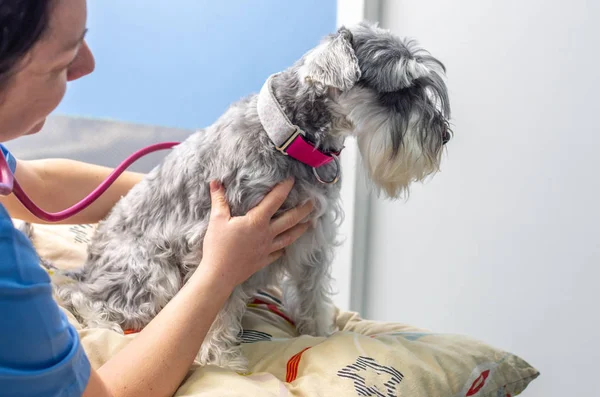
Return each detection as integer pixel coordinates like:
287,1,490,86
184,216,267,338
0,0,54,87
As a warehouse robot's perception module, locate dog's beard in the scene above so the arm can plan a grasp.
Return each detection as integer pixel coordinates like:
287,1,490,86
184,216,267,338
338,87,443,199
357,117,442,199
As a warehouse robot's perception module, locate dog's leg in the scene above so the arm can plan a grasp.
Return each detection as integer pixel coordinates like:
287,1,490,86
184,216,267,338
282,248,337,337
197,285,249,372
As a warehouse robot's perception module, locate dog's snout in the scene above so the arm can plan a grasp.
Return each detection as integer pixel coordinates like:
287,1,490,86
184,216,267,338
442,126,450,145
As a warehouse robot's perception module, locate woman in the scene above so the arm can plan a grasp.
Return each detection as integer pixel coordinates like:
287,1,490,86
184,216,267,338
0,1,313,396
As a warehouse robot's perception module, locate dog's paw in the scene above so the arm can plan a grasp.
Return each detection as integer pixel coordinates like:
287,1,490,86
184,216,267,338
297,319,336,337
197,341,248,373
295,303,337,337
217,349,249,373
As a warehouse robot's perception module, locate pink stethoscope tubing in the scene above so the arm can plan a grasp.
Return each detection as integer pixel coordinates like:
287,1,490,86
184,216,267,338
0,142,180,222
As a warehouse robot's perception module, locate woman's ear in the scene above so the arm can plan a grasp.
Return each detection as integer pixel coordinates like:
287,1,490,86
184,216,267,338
297,27,361,92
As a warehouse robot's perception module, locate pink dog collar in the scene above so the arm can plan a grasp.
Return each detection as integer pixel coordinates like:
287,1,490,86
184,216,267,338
275,128,340,168
257,73,342,183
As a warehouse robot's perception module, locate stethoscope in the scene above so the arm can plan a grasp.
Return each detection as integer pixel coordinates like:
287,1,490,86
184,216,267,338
0,142,180,222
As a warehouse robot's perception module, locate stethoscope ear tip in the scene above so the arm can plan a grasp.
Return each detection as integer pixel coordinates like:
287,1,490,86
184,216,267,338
0,154,15,196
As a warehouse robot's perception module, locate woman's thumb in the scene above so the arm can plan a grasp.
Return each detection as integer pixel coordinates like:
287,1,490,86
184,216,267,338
209,180,230,219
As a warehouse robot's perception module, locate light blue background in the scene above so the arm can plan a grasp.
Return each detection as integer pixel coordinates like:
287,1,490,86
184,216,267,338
55,0,337,130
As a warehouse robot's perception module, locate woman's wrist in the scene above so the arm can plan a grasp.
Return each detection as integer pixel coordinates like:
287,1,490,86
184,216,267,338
188,262,236,298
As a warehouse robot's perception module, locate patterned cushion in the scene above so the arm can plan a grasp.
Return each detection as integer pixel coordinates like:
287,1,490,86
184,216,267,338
22,221,539,396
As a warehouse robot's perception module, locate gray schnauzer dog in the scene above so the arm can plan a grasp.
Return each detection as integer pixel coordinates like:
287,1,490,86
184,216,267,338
52,22,451,371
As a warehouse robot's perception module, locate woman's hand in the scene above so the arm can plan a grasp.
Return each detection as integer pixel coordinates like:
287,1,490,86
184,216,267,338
201,177,313,290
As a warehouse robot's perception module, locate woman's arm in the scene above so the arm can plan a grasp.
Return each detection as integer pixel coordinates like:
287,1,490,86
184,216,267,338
0,158,144,224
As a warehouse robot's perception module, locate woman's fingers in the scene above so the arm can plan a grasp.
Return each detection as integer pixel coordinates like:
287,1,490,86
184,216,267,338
249,178,295,221
270,200,314,236
267,249,285,265
208,180,231,221
271,222,310,253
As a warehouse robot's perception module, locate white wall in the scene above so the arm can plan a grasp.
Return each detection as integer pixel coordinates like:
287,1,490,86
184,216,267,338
362,1,600,396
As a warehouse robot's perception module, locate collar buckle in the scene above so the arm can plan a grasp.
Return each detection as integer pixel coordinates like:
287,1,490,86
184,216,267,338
276,128,305,156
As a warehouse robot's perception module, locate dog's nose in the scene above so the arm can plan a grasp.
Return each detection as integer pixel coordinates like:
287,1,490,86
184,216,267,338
442,127,450,145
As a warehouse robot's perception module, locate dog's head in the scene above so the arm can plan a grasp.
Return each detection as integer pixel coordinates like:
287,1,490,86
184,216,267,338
295,22,451,198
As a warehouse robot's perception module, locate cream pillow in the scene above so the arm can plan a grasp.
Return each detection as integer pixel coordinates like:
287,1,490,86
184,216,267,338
21,221,540,396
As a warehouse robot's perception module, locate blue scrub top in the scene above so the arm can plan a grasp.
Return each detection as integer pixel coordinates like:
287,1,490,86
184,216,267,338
0,144,16,174
0,144,90,396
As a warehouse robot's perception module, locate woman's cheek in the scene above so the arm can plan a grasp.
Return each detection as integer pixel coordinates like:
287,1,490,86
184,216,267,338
42,73,68,115
26,73,68,133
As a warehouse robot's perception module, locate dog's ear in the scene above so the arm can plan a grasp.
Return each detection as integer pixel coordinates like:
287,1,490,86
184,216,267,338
298,27,361,92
